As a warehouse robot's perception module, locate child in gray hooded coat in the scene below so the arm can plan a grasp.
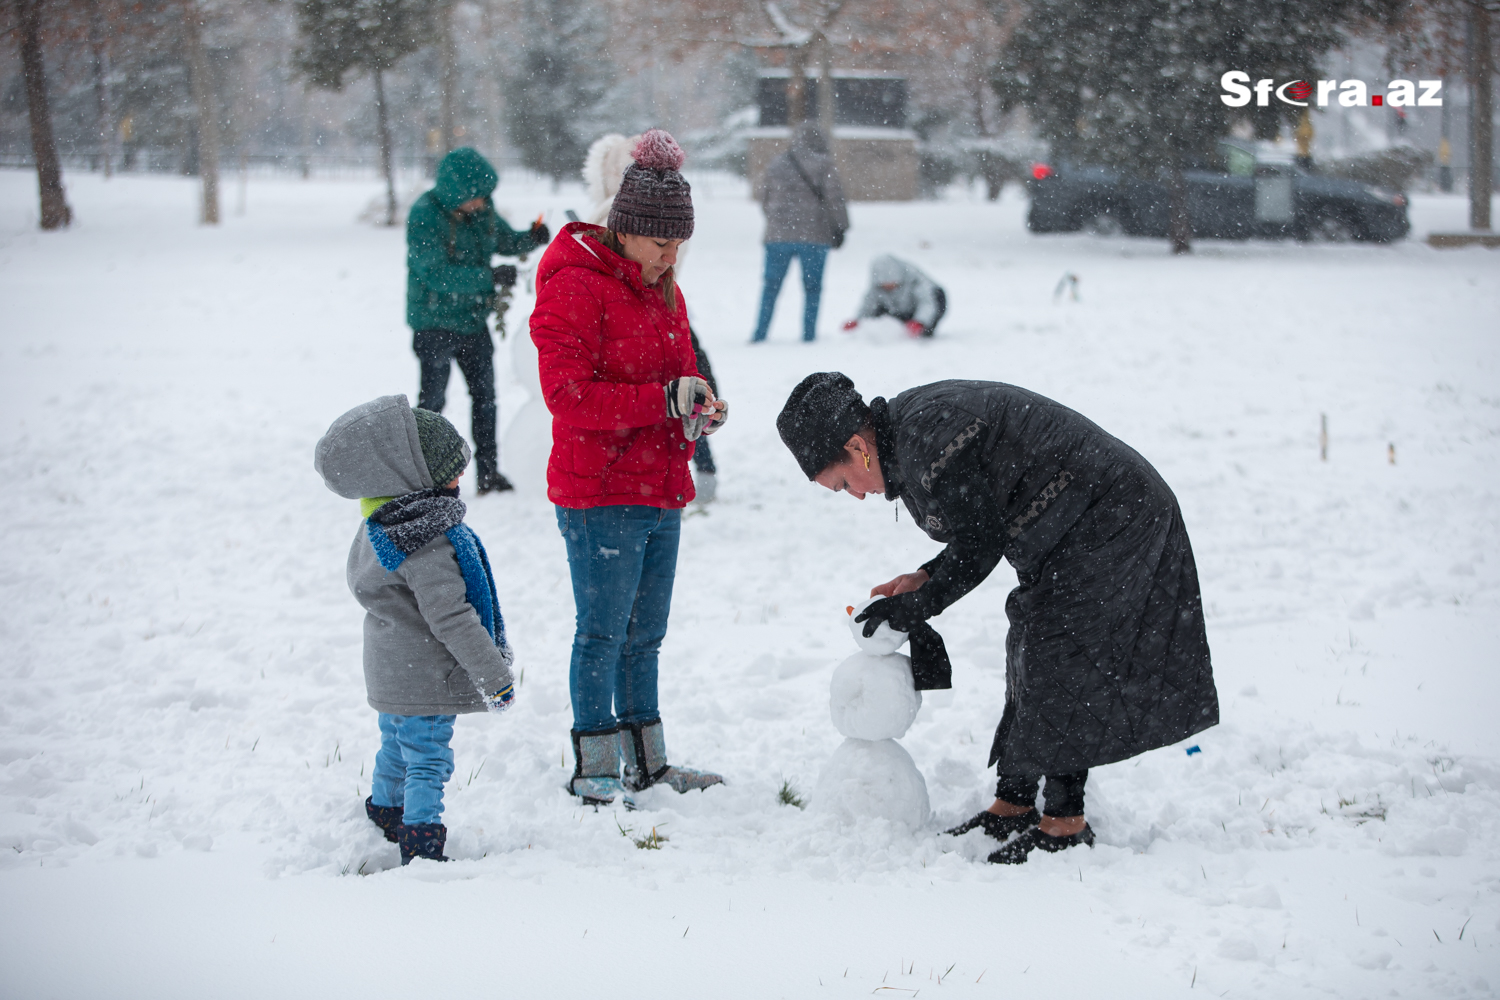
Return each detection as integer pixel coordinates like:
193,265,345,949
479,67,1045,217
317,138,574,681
315,395,516,864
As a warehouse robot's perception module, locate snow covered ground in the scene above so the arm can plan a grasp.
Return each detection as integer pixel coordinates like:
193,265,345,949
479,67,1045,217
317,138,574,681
1,168,1497,999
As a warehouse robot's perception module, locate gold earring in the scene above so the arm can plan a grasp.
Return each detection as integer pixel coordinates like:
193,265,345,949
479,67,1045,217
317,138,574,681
863,453,870,471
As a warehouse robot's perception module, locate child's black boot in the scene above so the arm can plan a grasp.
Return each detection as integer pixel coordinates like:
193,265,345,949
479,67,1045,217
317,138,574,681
399,823,449,864
364,796,403,844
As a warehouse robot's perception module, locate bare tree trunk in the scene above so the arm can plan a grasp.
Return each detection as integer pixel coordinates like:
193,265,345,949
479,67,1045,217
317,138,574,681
786,46,808,125
439,0,457,154
17,0,71,229
89,0,113,178
815,31,835,138
183,0,221,224
374,68,397,227
1470,0,1493,230
1168,162,1192,254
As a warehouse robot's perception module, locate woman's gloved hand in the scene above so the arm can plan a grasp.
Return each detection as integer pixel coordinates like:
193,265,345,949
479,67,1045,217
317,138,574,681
700,398,728,435
665,377,713,419
530,221,551,247
854,593,928,638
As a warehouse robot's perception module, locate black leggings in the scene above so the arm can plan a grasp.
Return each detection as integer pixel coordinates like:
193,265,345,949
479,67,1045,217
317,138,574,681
414,329,496,472
996,770,1088,817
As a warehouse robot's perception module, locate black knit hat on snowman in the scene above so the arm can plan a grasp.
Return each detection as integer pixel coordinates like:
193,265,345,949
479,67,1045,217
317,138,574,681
607,129,694,241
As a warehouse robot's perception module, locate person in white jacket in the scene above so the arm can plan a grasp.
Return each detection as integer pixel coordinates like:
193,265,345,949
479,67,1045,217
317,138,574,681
840,254,947,339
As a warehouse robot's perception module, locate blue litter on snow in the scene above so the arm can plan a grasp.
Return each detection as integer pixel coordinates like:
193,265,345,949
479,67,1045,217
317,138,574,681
1185,745,1202,756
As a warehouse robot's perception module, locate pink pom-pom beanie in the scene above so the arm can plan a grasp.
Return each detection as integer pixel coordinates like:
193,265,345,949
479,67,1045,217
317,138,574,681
607,129,694,240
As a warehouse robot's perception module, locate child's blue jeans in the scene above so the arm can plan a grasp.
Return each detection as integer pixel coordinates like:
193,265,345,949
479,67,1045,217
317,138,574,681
371,713,457,826
752,242,829,342
556,504,681,734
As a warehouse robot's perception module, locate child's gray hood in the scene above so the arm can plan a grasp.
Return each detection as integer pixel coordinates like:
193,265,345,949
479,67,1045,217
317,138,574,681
314,394,438,499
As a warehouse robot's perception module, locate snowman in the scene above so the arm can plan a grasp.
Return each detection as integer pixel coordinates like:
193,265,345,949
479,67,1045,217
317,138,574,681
812,597,930,829
499,320,553,495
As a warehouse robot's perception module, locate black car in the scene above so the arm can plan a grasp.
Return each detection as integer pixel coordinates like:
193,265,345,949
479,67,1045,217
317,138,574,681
1026,156,1409,243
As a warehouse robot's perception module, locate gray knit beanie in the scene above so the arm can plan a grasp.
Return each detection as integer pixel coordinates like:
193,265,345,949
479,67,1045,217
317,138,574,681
607,129,695,241
412,408,470,487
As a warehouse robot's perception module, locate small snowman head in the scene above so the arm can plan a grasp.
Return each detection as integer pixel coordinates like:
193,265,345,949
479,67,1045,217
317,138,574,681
846,597,908,656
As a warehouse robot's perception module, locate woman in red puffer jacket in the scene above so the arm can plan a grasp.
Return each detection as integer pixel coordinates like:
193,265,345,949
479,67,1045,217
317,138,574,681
531,130,727,807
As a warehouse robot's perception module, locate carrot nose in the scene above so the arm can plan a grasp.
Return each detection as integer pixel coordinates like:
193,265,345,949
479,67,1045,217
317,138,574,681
846,606,854,616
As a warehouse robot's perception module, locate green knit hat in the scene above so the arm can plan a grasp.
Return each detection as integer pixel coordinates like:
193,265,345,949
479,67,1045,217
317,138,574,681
412,408,470,486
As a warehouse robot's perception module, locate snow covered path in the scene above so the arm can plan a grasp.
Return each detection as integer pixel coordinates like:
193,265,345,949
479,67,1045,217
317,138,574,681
1,170,1498,999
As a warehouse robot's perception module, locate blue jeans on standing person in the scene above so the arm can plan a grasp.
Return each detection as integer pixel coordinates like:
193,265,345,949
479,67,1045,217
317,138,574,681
556,505,682,734
751,242,829,342
371,713,457,826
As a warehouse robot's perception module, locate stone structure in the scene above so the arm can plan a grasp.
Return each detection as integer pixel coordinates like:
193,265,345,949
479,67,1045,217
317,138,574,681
747,70,918,202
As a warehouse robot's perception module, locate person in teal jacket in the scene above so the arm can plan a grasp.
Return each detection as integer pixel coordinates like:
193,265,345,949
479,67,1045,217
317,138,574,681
408,147,550,494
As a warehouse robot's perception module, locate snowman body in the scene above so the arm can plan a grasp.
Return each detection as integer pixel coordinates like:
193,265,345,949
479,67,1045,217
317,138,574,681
813,600,930,829
500,325,552,495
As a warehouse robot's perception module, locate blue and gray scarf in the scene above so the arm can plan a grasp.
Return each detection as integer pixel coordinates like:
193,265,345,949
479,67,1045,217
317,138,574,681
365,488,509,653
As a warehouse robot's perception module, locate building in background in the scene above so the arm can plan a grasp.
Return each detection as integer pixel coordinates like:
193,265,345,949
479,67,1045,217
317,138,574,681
746,69,917,201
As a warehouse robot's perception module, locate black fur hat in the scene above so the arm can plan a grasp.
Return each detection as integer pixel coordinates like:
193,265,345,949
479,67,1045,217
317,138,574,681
777,372,871,479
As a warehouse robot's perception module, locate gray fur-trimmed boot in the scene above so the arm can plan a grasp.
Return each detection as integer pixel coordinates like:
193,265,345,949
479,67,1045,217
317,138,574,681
569,728,630,807
620,719,724,794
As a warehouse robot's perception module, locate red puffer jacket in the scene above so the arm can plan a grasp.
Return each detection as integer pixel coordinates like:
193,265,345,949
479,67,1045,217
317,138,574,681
531,222,701,509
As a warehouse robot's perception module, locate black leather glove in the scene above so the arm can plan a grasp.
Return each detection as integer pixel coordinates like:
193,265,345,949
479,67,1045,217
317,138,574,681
854,594,927,638
530,221,551,247
491,264,517,288
908,623,952,690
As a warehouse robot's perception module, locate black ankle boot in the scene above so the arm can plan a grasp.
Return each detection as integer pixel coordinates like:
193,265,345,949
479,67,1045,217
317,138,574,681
476,470,514,495
365,796,403,844
398,823,449,865
944,808,1040,840
987,823,1095,865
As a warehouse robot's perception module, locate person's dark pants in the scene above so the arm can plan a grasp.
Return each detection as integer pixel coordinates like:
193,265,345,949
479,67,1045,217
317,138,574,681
414,328,497,476
691,435,716,475
996,770,1088,817
924,287,947,337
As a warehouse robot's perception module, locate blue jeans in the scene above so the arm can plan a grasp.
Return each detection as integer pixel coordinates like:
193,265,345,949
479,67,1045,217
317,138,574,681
371,713,456,826
752,242,829,342
556,505,681,733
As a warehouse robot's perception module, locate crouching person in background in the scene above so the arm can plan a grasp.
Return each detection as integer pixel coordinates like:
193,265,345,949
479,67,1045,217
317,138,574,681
315,395,517,864
841,254,947,339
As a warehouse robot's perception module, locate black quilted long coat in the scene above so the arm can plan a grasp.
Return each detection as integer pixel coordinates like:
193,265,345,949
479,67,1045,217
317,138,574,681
874,380,1218,777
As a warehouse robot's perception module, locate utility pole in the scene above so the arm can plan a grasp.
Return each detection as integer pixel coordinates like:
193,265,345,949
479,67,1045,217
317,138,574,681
439,0,457,154
183,0,222,224
1468,0,1493,230
1440,76,1452,192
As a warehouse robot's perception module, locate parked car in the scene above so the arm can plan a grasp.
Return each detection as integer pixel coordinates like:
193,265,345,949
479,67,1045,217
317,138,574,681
1026,151,1409,243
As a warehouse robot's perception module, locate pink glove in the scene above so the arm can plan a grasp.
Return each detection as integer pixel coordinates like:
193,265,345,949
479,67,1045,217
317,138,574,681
905,320,926,337
841,319,859,331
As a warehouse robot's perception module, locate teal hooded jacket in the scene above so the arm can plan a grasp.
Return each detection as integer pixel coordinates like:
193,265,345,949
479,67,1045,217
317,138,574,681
406,148,537,334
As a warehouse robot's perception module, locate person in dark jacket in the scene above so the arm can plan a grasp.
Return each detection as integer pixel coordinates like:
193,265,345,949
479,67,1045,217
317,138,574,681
751,123,849,343
687,328,719,501
777,373,1218,864
408,147,550,494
